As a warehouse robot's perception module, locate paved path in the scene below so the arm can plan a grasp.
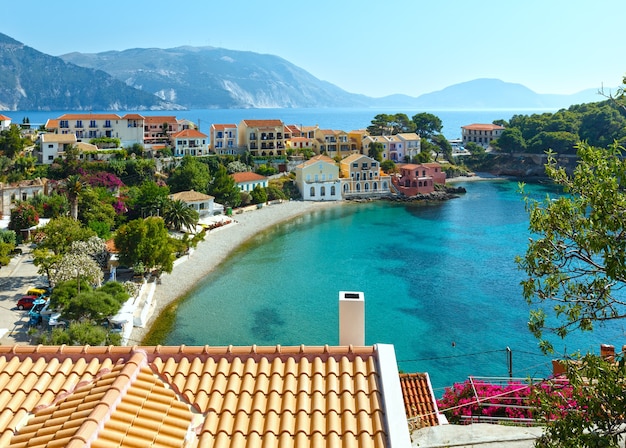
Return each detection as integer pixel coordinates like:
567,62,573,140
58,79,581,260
0,245,46,345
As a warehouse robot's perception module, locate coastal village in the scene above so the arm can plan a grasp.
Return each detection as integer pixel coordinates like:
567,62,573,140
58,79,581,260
0,112,554,447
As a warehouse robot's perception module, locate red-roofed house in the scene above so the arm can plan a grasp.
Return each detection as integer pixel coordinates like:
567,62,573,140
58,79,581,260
171,128,209,157
461,123,505,148
392,163,446,196
0,114,11,131
231,171,269,192
238,119,286,157
143,115,179,148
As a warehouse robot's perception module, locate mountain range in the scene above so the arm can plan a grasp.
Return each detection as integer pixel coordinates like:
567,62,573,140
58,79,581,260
0,32,606,111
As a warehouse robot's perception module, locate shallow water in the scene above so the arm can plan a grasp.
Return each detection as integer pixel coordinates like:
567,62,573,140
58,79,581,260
165,180,626,394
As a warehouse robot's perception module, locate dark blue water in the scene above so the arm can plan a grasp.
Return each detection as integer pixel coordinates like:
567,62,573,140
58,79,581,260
164,180,626,395
6,108,553,140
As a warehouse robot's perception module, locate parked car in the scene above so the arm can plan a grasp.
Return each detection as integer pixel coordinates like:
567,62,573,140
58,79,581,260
28,299,49,326
26,287,47,297
48,313,67,328
16,295,39,310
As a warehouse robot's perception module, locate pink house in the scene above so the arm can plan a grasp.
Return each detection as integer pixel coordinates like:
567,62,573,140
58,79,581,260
393,162,446,196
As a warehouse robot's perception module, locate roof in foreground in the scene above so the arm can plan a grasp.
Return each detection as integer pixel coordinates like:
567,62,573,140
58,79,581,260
0,344,410,448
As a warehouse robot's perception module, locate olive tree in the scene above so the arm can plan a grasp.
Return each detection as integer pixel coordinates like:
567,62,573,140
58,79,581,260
518,142,626,447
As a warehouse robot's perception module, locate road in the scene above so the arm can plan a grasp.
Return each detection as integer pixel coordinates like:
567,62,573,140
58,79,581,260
0,245,47,344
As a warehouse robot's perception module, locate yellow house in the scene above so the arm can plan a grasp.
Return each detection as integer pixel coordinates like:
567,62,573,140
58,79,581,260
340,153,391,197
238,119,286,157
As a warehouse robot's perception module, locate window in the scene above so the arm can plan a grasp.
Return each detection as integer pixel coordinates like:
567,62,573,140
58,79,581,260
90,120,97,128
104,120,111,127
321,186,326,196
76,120,83,128
60,120,69,128
331,186,336,195
48,155,54,160
310,187,315,197
22,193,27,201
306,174,311,182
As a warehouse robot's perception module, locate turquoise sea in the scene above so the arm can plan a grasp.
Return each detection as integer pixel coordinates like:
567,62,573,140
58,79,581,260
164,180,626,394
6,108,555,140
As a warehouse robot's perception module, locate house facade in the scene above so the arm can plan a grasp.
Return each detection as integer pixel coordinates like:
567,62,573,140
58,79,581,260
396,133,421,161
143,115,180,148
392,162,446,196
210,123,238,155
340,153,391,197
169,190,215,217
44,113,145,148
37,133,78,164
461,123,505,148
171,128,208,157
316,129,351,159
238,119,286,157
0,114,11,132
294,154,342,201
0,178,48,218
231,171,269,192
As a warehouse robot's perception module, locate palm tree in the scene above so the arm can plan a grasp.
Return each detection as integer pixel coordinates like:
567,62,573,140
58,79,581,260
64,174,84,220
163,199,199,233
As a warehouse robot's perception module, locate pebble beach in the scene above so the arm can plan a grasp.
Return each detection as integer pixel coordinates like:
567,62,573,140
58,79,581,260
129,200,341,344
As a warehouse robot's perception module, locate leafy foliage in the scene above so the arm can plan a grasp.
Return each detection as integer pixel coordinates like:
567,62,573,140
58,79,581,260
163,199,199,232
38,216,95,255
167,155,210,193
8,202,38,232
207,165,241,207
533,354,626,448
517,143,626,353
114,217,176,273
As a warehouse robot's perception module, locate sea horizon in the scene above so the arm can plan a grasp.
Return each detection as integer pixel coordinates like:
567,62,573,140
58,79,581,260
5,107,556,140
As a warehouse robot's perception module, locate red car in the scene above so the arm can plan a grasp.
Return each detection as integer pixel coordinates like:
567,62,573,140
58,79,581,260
16,295,39,310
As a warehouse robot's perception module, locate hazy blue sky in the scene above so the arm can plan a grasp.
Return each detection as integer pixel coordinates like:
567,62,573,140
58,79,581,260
3,0,623,98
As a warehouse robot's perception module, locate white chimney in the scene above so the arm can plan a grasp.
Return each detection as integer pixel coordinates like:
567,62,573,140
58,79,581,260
339,291,365,346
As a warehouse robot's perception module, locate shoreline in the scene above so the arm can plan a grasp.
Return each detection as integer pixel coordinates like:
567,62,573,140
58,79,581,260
128,200,342,344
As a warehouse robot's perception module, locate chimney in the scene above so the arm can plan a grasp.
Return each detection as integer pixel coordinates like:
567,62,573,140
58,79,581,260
601,344,615,361
339,291,365,346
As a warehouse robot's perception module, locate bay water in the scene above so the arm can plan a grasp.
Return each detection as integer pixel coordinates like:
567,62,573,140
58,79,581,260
164,180,626,394
7,108,554,140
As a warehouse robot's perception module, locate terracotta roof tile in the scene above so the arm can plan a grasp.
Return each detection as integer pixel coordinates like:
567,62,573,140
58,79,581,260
231,171,268,183
399,372,441,427
461,123,505,131
0,345,414,447
171,128,207,138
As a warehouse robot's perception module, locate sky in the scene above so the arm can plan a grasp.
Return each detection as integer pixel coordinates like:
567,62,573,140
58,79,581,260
2,0,624,98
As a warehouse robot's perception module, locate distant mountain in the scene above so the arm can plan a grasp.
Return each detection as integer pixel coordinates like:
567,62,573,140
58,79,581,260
0,33,178,111
383,78,605,110
0,31,609,112
60,46,373,109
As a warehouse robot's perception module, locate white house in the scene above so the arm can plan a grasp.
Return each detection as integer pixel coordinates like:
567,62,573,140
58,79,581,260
171,129,209,157
0,114,11,132
169,190,215,217
37,133,77,164
231,172,268,192
294,155,342,201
